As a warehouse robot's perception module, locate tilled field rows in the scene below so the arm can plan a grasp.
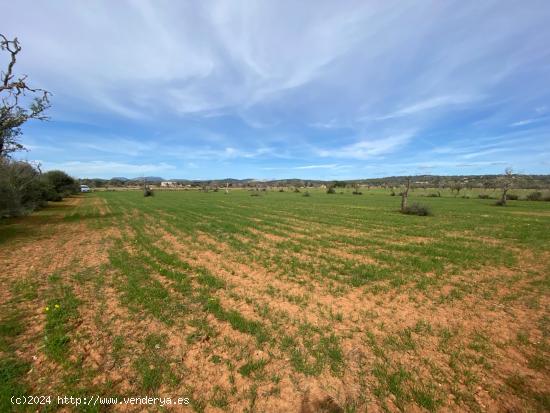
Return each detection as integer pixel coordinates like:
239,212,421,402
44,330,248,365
0,190,548,412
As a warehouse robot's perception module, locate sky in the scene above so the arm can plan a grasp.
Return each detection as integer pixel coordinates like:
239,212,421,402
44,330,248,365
2,0,550,179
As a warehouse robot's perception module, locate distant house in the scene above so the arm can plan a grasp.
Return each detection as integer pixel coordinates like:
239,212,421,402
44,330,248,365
160,181,177,187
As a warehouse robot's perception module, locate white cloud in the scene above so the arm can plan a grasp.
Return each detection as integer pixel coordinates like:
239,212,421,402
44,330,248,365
317,132,415,160
3,1,550,178
510,119,537,127
38,160,176,178
294,164,340,170
368,95,482,121
8,0,544,123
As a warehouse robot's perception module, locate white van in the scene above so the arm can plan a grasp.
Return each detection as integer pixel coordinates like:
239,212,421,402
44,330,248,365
80,184,91,193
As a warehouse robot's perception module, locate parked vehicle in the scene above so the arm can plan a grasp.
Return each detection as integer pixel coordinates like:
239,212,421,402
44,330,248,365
80,184,91,193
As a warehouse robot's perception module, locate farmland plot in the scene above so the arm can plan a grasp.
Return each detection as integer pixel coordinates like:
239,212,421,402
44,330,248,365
0,190,549,412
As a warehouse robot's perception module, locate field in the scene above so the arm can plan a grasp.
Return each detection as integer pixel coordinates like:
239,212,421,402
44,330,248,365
1,189,549,412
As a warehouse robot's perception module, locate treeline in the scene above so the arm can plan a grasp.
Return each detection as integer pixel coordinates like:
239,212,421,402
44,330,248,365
0,159,79,218
353,174,550,190
80,174,550,190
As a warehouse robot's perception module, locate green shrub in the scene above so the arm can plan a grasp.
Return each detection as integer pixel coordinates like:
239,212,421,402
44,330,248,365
0,159,53,217
507,194,519,200
401,203,431,216
42,170,78,199
326,186,336,194
478,194,492,199
352,191,362,195
526,191,542,201
143,187,154,197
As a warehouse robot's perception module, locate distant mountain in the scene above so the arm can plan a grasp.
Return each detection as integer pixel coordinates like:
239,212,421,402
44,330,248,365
128,176,165,182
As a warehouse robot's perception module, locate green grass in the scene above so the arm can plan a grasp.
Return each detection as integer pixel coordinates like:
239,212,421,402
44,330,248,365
201,295,269,344
134,333,179,393
238,359,267,378
43,281,80,363
0,283,32,411
97,188,549,409
1,188,549,412
0,309,29,412
0,358,30,412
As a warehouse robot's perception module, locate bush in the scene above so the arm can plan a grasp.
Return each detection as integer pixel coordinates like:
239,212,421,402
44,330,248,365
143,187,154,197
494,199,506,206
506,194,519,200
42,170,78,200
478,194,492,199
278,189,284,192
401,203,431,216
0,159,53,217
293,188,300,193
525,191,542,201
326,186,336,194
352,191,362,195
250,193,261,197
302,192,311,197
426,193,440,197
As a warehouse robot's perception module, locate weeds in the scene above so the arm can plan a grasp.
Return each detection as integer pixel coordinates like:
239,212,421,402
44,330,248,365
44,284,80,363
401,203,431,216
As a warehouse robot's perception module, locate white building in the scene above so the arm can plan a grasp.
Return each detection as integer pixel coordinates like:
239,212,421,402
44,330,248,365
160,181,177,187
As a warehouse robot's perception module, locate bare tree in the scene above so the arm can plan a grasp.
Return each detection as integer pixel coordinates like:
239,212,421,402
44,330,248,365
401,177,411,211
451,181,463,196
1,34,50,157
498,167,514,206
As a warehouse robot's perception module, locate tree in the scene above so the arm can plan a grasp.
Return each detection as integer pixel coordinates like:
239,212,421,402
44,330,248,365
401,177,411,212
450,181,463,196
1,34,50,157
497,167,514,206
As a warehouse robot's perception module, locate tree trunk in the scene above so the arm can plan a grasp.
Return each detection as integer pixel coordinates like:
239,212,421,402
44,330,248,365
501,188,508,205
401,178,410,211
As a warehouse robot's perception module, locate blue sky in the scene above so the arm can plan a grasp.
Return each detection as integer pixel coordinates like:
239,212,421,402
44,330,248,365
3,0,550,179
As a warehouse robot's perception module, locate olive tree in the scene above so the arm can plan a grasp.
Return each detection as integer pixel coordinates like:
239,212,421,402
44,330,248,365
497,167,514,206
1,34,50,157
400,177,411,212
0,34,55,217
